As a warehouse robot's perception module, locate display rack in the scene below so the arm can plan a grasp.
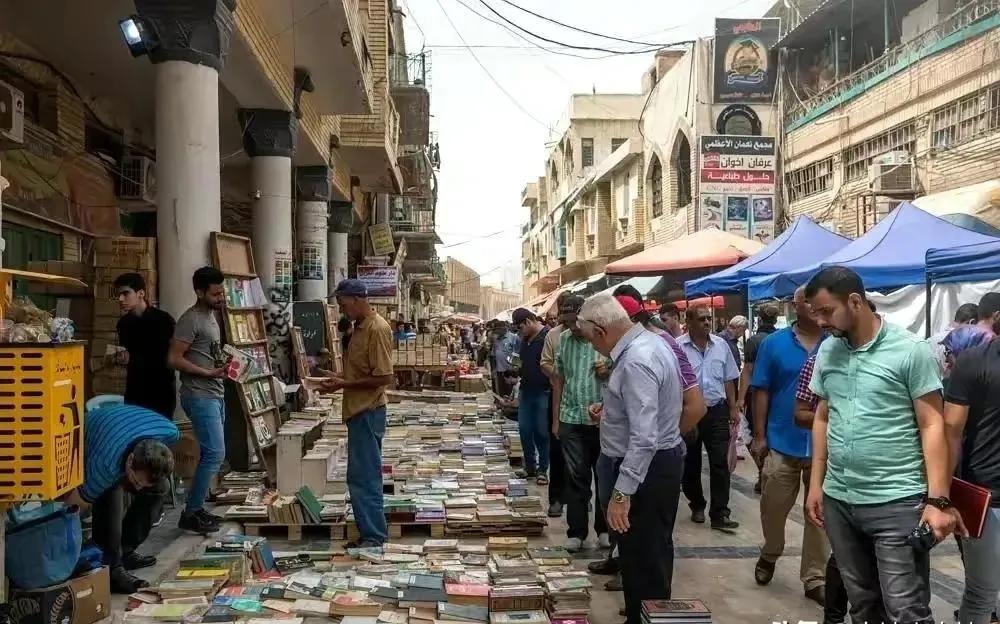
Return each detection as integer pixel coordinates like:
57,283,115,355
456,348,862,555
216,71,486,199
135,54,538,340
210,232,280,479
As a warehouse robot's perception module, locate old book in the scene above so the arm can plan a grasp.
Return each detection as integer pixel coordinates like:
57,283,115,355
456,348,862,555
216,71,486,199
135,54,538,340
437,602,489,622
331,593,383,616
489,611,549,624
261,600,295,614
291,599,332,616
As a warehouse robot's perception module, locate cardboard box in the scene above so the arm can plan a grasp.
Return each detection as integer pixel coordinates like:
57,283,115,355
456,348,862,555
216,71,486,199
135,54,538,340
8,566,110,624
94,237,155,255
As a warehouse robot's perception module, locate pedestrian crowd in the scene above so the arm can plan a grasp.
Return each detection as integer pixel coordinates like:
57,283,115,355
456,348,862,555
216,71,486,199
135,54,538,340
494,266,1000,624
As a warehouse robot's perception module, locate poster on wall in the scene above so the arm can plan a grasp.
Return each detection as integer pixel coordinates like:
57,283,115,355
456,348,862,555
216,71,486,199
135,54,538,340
358,265,399,298
752,196,775,244
725,196,750,237
713,17,780,103
368,223,396,257
699,135,776,239
699,194,724,229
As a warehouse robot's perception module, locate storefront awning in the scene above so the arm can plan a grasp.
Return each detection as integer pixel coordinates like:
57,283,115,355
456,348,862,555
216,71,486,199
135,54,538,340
606,228,765,275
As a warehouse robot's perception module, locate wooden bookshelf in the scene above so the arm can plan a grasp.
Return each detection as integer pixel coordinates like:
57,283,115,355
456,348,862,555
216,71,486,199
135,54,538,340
210,232,280,480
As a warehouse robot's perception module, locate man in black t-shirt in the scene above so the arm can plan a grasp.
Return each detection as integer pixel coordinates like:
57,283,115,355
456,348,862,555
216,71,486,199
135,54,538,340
944,332,1000,624
114,273,177,418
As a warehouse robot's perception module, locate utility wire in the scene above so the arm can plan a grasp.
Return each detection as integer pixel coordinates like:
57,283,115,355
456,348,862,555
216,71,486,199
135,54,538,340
492,0,662,47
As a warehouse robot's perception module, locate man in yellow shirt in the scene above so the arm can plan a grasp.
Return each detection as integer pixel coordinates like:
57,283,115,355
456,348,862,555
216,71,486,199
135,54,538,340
322,279,394,548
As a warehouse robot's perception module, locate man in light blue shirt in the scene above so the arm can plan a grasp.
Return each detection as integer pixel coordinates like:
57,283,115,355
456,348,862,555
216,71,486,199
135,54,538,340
577,293,687,624
491,323,520,396
677,304,741,531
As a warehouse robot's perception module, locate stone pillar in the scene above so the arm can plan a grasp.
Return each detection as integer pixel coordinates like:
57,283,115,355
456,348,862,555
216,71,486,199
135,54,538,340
329,200,353,291
239,108,296,381
135,0,235,318
295,166,331,301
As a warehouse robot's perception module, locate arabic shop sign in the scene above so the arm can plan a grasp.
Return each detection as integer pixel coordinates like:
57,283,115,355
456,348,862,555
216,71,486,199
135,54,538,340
714,18,780,103
699,135,776,244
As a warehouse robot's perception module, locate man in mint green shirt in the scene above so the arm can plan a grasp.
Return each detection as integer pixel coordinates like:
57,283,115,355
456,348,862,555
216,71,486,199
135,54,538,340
803,266,964,624
552,294,609,552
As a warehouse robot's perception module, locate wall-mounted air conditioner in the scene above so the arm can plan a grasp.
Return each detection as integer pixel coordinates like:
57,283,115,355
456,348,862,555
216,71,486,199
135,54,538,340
868,162,914,194
119,154,156,204
0,79,25,144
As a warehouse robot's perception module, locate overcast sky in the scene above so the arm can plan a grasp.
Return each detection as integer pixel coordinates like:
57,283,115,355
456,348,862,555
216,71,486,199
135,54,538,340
405,0,775,291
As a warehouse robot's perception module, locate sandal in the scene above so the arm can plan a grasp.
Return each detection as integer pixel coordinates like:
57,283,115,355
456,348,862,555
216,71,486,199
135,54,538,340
536,474,549,485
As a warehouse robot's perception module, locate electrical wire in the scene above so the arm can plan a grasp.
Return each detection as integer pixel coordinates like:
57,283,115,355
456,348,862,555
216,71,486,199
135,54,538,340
491,0,663,47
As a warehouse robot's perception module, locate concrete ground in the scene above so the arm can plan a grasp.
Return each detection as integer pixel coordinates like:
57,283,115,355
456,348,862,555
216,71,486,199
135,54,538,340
114,457,973,623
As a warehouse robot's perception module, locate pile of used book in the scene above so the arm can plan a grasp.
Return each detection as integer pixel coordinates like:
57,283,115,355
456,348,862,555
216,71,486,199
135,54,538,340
641,600,712,624
120,534,584,624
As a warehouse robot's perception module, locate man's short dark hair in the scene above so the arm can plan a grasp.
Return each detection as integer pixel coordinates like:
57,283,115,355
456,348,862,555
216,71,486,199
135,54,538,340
955,303,980,325
804,266,866,302
132,439,174,486
756,303,780,325
659,303,680,318
559,294,585,314
978,293,1000,319
192,266,225,292
686,303,711,321
113,272,146,293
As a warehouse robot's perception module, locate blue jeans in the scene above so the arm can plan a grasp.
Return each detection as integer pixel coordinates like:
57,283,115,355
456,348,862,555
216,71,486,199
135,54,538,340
347,406,388,544
960,508,1000,624
518,390,550,472
180,395,225,513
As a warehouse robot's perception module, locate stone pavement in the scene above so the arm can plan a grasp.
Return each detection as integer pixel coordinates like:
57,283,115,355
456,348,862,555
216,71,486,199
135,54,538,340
111,457,974,623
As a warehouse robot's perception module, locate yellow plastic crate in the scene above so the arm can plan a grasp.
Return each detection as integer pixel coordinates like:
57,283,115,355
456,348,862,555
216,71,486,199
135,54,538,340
0,343,85,501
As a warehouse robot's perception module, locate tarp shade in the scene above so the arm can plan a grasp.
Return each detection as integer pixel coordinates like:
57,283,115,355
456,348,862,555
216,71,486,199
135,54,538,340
926,239,1000,283
684,216,850,297
747,203,1000,300
597,275,663,297
605,227,764,275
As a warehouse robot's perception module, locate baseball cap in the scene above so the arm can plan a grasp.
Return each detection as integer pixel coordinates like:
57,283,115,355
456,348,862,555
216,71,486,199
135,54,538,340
559,294,585,315
511,308,537,325
334,278,368,298
614,295,642,318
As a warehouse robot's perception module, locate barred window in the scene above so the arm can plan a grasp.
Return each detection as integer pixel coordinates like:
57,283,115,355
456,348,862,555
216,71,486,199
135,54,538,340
581,138,594,167
843,124,915,181
786,158,834,202
649,157,663,218
931,83,1000,150
611,138,627,152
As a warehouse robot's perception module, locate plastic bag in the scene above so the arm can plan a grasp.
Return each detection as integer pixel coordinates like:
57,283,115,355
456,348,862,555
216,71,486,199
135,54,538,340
51,317,75,342
727,419,741,473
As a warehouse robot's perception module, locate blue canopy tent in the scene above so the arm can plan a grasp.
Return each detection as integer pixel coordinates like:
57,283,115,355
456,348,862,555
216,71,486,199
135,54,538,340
926,239,1000,283
684,216,850,297
748,202,1000,301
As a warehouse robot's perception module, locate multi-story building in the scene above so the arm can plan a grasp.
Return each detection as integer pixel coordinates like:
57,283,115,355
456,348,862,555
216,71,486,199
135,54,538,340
444,257,481,314
480,285,520,321
772,0,1000,236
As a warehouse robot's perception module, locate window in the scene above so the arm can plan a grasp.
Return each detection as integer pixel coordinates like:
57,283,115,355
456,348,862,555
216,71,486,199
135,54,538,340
649,157,663,218
931,83,1000,150
581,138,594,167
672,133,692,210
786,157,834,201
843,123,916,181
611,138,627,152
567,215,575,244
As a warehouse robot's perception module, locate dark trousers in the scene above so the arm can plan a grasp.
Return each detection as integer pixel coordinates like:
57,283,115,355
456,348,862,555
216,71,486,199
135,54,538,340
823,493,932,624
597,453,618,553
601,448,684,624
682,401,732,521
547,398,565,503
559,422,606,540
824,553,849,624
91,484,165,569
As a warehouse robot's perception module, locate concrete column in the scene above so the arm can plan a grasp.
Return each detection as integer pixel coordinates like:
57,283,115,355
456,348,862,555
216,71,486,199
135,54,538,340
135,0,235,318
239,109,297,381
329,200,353,291
295,166,332,301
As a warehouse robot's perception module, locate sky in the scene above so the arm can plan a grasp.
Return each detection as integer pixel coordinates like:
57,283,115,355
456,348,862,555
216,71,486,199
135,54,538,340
405,0,776,291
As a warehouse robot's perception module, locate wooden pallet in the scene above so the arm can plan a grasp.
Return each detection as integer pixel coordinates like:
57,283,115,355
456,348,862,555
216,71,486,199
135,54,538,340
241,522,346,541
444,522,546,537
346,521,447,541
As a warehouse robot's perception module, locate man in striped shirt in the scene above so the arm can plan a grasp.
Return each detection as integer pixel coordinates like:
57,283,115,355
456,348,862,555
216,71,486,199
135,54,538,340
63,404,179,593
552,294,610,552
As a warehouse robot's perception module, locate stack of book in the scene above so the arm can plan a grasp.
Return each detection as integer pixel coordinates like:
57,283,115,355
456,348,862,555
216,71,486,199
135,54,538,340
543,573,592,620
641,600,712,624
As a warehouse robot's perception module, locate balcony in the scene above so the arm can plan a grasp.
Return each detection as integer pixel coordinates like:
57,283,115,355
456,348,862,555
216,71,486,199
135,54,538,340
390,52,431,147
389,196,438,237
340,83,403,192
398,149,435,198
522,182,538,207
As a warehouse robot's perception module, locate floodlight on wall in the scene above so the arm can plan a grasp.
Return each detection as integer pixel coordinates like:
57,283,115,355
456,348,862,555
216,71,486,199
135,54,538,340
119,15,159,58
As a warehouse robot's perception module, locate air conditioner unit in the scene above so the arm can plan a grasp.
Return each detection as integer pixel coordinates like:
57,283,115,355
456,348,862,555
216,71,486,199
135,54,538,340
868,163,914,194
118,154,156,203
618,216,629,237
872,150,911,167
0,79,25,144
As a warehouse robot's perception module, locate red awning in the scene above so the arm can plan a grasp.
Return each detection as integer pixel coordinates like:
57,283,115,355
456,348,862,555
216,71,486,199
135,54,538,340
606,228,765,274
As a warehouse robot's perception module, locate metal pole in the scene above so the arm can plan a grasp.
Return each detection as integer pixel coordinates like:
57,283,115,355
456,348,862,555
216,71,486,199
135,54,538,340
833,26,840,81
884,0,891,54
925,276,932,339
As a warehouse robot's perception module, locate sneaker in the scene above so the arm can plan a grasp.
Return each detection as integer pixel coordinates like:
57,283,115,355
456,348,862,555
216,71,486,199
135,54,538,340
122,552,156,571
754,557,775,585
197,508,223,523
109,566,149,594
598,533,611,549
547,501,564,517
564,537,583,552
587,557,618,575
178,510,220,535
711,517,739,533
152,512,165,528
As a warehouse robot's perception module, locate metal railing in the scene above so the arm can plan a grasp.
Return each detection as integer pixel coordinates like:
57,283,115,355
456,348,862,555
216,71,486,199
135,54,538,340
390,52,430,89
787,0,999,125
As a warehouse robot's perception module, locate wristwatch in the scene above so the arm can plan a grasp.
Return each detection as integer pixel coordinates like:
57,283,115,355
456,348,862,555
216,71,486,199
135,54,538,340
924,496,954,510
612,489,629,504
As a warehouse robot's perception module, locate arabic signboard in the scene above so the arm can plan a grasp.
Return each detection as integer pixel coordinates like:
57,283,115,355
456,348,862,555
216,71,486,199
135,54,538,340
699,135,776,244
358,265,399,298
714,18,780,103
368,223,396,257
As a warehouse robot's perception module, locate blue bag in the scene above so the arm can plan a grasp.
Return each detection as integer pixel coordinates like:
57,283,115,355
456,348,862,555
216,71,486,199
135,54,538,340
5,502,83,589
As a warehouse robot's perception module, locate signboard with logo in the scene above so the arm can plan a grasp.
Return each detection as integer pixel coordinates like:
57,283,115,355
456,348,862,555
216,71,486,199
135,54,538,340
699,135,776,244
357,265,399,298
368,223,396,257
714,18,780,103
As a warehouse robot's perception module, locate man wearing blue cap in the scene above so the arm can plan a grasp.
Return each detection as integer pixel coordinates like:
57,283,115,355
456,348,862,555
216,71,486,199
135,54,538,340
321,278,394,547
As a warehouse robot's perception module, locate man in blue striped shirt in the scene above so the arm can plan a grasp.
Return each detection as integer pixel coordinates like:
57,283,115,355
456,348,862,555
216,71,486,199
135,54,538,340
63,404,179,593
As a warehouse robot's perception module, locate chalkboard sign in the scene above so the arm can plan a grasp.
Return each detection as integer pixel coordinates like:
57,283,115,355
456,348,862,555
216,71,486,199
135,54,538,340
293,301,327,356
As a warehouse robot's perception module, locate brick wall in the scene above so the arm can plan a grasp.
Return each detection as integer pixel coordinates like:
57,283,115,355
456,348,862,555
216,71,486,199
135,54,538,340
445,257,481,311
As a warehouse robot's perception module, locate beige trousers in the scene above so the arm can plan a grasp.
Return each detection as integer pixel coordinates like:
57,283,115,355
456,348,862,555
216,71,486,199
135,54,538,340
759,450,829,590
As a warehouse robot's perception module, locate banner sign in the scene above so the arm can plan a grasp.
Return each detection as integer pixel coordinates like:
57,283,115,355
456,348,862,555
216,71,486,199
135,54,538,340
368,223,396,257
699,135,776,244
714,17,780,103
358,265,399,298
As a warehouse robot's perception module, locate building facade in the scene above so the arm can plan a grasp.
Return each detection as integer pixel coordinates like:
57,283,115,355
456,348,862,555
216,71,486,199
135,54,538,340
480,285,520,320
444,257,481,314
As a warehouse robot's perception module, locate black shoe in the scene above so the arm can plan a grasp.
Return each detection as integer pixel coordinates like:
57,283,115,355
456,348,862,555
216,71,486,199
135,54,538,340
178,510,220,535
123,552,156,571
547,502,563,517
604,574,623,591
804,585,826,607
109,566,149,594
754,557,775,585
587,557,619,575
691,509,706,524
197,508,223,523
711,517,739,533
